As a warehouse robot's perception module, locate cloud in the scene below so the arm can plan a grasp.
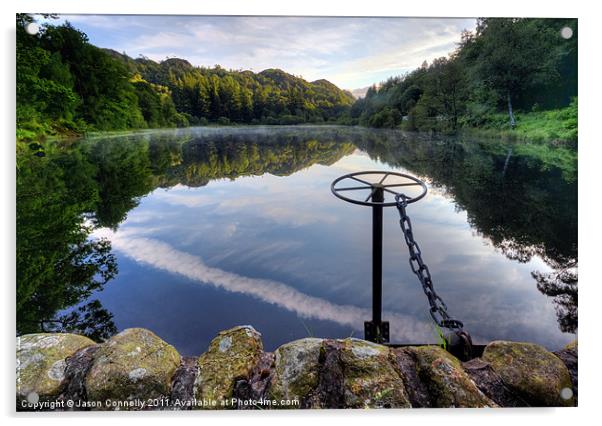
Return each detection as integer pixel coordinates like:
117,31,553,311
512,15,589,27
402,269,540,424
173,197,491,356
152,180,340,227
49,14,476,88
92,227,434,342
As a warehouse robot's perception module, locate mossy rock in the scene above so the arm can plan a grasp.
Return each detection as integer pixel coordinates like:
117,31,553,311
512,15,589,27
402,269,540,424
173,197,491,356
85,328,180,409
16,333,95,404
482,341,574,407
564,340,577,352
194,325,263,409
339,338,410,408
409,345,496,408
268,337,324,408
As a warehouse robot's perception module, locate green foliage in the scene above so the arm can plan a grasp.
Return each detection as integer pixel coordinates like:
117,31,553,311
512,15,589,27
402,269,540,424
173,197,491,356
132,77,189,128
354,18,578,143
16,16,354,140
365,107,402,128
460,99,578,145
119,58,354,125
16,141,117,336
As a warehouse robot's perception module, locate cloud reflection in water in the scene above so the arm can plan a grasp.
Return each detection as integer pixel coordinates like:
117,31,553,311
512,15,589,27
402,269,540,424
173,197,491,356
93,227,434,342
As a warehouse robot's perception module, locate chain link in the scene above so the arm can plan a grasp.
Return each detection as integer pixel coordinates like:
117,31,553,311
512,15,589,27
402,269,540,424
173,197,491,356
395,193,464,330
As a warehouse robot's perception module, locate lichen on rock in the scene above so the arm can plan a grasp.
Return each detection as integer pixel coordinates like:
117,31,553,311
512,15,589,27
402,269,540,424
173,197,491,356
15,326,579,411
482,340,574,407
194,325,263,408
16,333,95,404
554,339,578,405
268,337,323,408
338,338,410,408
564,340,577,352
85,328,180,409
407,345,496,408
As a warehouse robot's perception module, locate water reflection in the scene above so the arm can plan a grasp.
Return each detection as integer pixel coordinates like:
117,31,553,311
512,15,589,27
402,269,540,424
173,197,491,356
354,132,577,333
16,126,577,352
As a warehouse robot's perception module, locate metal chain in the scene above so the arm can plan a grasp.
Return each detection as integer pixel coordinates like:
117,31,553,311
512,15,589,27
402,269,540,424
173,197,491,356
395,193,464,330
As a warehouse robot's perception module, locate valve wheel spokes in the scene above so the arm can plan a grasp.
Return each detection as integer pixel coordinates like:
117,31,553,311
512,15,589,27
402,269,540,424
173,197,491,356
331,171,427,207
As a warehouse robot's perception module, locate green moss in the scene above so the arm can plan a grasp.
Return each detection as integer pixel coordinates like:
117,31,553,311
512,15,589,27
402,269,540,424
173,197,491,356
409,346,495,408
268,337,323,408
16,333,95,402
339,338,410,408
195,325,263,409
85,328,180,409
482,341,574,406
564,340,577,352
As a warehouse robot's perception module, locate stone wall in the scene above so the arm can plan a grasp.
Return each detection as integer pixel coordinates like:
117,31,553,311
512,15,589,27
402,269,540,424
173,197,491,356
16,325,577,411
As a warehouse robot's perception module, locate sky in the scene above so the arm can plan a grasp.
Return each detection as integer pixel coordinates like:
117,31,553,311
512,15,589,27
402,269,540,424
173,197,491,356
45,15,476,91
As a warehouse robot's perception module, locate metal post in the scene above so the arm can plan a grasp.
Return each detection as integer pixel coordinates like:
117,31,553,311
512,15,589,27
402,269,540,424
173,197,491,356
364,186,389,343
372,187,383,325
331,171,427,345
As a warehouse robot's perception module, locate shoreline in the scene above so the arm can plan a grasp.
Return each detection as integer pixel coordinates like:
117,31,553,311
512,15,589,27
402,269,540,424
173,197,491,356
16,326,578,410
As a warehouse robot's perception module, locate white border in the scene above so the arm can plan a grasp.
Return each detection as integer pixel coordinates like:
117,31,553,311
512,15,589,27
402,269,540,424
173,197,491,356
2,1,600,425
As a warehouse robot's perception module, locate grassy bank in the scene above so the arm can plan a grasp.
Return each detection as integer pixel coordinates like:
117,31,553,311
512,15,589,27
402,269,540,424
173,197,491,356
18,100,578,146
458,100,577,145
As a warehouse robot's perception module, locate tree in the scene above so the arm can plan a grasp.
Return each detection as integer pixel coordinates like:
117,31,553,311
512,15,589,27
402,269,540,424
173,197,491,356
460,18,563,127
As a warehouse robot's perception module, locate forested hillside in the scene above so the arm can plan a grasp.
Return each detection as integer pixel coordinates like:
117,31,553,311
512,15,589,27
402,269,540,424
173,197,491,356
17,15,578,143
349,18,578,142
16,14,354,140
107,50,354,125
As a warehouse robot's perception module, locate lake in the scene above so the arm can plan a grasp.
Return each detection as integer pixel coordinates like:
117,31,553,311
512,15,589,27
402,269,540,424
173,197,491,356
16,126,577,355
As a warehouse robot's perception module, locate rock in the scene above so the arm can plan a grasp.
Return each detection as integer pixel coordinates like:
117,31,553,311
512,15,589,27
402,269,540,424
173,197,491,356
268,337,323,408
564,340,577,351
16,333,95,406
463,358,528,407
315,339,345,408
14,327,580,411
169,357,198,410
407,346,496,408
390,348,432,407
338,338,410,408
60,345,101,408
482,340,574,407
233,352,275,409
553,340,578,405
85,328,180,409
194,325,263,409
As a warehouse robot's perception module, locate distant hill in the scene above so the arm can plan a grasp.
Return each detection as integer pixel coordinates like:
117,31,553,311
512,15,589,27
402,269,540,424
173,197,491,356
103,49,355,125
350,85,381,99
351,87,370,99
17,17,357,140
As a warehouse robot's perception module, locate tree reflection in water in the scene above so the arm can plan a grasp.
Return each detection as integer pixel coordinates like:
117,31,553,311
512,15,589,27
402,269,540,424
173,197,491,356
354,130,577,333
16,127,577,339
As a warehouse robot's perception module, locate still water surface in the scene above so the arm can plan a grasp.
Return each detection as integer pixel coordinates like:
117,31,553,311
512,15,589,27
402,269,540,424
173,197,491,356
16,126,577,354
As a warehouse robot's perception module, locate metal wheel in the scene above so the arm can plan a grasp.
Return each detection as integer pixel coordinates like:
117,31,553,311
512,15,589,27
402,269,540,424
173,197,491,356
331,171,427,207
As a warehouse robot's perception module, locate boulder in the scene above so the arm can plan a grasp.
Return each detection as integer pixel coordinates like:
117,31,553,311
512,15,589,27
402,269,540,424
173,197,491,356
554,339,578,404
194,325,263,408
462,357,528,407
85,328,180,409
16,333,95,405
338,338,410,408
268,337,323,408
564,340,577,352
232,352,275,409
14,327,580,410
390,347,433,407
482,340,574,407
407,345,496,408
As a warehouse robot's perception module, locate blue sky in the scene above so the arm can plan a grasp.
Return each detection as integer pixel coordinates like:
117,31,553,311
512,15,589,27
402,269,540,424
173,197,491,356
45,15,476,90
